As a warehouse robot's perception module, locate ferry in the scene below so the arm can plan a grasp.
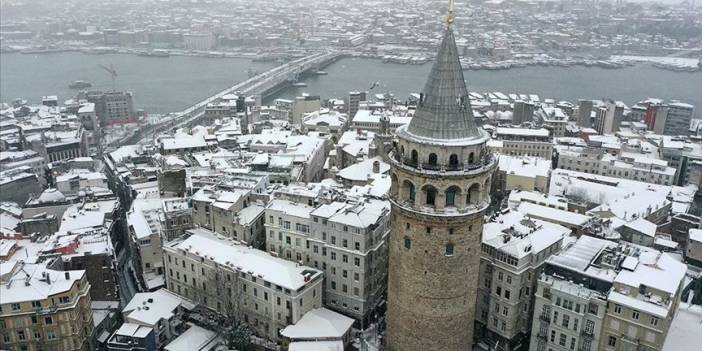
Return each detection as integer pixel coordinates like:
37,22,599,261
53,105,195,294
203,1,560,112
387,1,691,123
314,70,328,75
68,80,92,89
292,82,307,87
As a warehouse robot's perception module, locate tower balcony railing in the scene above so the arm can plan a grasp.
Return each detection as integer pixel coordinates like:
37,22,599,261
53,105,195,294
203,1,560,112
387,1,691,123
392,151,496,175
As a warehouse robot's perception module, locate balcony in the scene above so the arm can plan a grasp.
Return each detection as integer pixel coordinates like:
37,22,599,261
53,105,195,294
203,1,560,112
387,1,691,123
539,314,551,323
581,329,594,339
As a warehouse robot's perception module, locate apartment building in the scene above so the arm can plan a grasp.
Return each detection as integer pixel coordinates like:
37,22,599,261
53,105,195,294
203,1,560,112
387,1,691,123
490,127,553,159
0,262,94,351
475,210,570,351
556,147,676,186
529,235,686,351
191,185,265,246
264,195,390,323
107,289,195,350
530,236,617,351
537,106,568,138
163,228,323,342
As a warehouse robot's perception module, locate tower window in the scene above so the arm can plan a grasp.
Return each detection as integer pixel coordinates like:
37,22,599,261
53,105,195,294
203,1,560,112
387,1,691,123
428,153,438,166
425,186,437,206
445,243,454,256
411,150,418,165
449,154,459,169
404,237,411,250
426,227,432,234
469,152,475,164
445,186,460,207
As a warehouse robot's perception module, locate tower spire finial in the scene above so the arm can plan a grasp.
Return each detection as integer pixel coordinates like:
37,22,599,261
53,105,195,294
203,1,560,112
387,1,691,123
447,0,455,26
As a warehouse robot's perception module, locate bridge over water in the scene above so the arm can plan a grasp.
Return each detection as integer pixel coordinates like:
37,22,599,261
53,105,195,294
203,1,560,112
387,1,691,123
112,51,341,147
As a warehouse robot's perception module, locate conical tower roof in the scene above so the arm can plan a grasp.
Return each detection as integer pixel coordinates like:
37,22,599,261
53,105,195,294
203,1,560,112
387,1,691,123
405,27,482,141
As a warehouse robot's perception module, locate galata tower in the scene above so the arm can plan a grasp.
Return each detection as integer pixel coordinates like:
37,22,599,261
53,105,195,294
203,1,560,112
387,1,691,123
386,1,496,350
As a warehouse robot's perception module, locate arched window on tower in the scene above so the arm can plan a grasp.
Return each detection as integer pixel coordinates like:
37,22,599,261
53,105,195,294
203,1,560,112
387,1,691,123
411,150,418,166
424,186,437,206
445,186,460,207
403,180,416,204
404,237,411,250
449,154,459,170
428,153,438,167
468,152,475,164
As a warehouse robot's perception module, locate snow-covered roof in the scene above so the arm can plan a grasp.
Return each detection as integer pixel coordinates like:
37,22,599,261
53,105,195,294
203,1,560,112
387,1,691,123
0,262,84,304
495,127,549,137
267,198,314,219
337,156,390,182
498,155,551,178
517,202,590,227
170,229,321,290
280,307,354,339
689,229,702,243
483,211,569,259
113,322,153,339
123,288,194,327
164,324,219,351
614,251,686,295
622,218,657,237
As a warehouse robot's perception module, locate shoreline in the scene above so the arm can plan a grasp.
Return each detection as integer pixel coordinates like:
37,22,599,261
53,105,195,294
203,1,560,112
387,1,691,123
2,46,700,74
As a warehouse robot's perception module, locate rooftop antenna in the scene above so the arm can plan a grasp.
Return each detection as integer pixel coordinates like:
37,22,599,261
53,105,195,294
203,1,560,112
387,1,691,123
447,0,455,27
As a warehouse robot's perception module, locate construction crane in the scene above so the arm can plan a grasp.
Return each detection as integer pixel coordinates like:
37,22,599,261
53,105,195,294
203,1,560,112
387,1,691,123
98,64,118,91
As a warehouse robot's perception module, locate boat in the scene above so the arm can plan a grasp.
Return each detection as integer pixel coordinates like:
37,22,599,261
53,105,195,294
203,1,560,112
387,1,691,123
292,82,307,87
68,80,92,89
314,70,328,75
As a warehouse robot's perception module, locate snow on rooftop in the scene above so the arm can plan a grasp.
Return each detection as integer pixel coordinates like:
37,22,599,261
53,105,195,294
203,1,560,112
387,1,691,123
498,155,551,178
164,324,219,351
337,156,390,182
0,262,84,304
483,211,569,259
517,202,590,226
623,218,657,237
495,127,549,137
267,198,314,219
548,235,615,276
280,307,354,339
171,229,321,290
689,229,702,243
123,288,194,327
614,251,686,296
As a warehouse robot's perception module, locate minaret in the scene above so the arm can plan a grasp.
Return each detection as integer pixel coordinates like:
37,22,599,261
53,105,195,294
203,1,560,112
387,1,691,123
386,1,496,350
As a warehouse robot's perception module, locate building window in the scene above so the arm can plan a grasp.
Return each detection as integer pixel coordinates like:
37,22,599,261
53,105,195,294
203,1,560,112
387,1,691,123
614,304,622,314
632,310,640,320
445,243,454,256
404,237,411,250
607,336,617,347
650,317,659,327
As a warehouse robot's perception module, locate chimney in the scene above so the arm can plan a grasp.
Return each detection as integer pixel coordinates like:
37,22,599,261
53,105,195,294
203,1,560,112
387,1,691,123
373,160,380,173
64,272,70,280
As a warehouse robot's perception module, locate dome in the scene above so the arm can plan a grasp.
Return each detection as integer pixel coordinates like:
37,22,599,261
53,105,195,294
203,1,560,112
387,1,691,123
37,188,66,203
